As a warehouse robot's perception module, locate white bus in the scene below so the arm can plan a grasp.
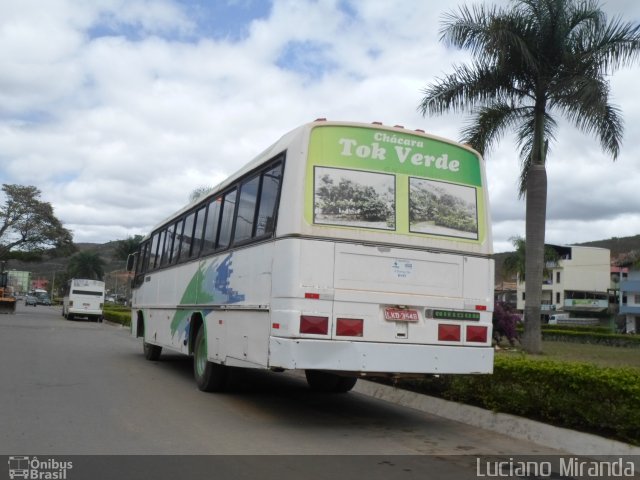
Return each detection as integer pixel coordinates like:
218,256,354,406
62,278,106,322
128,119,495,393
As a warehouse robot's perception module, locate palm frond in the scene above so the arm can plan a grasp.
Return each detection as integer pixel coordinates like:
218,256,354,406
419,61,516,116
552,76,623,159
460,103,526,155
588,17,640,72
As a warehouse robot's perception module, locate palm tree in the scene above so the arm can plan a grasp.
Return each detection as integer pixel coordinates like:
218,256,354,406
419,0,640,353
67,251,106,280
502,236,560,282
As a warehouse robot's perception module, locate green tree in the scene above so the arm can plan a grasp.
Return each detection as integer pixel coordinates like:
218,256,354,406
0,184,74,260
190,186,213,202
67,251,106,280
114,235,144,260
419,0,640,353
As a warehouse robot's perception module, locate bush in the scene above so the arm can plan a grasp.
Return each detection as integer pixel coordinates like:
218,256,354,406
393,356,640,445
516,324,640,347
103,309,131,327
541,324,613,334
542,330,640,348
104,304,130,313
493,302,520,345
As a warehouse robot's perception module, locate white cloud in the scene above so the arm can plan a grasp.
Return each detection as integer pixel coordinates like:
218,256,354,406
1,0,640,255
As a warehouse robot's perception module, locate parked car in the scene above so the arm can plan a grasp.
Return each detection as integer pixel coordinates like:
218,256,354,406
37,296,52,306
25,295,37,306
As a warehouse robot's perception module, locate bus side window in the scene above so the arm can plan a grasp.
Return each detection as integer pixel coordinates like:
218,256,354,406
180,211,196,261
255,163,283,237
233,175,260,244
160,226,173,267
149,233,160,270
191,205,206,257
170,219,184,264
217,189,237,250
140,242,150,274
135,242,147,275
203,197,221,252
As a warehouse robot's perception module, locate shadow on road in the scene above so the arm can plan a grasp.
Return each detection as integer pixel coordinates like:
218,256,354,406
134,351,430,433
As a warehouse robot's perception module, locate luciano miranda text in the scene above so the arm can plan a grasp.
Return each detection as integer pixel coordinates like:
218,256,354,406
476,457,635,478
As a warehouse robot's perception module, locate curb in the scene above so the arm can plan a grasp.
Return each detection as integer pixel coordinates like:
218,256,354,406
353,379,640,456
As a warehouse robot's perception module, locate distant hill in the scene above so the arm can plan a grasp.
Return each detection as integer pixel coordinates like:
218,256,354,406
574,234,640,258
5,241,125,278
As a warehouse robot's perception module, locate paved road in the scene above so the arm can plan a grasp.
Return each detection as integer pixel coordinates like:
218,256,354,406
0,302,565,478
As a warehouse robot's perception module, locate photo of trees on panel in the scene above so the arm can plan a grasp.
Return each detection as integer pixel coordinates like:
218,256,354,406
314,167,395,230
409,177,478,239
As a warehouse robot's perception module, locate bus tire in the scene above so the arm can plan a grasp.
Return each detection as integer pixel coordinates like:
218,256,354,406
194,327,227,392
305,370,357,393
143,341,162,361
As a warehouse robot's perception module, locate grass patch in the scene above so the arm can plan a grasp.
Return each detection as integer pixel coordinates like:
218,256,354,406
497,339,640,370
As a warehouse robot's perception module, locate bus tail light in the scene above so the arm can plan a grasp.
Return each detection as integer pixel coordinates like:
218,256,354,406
300,316,328,335
336,318,363,337
438,324,460,342
466,325,488,343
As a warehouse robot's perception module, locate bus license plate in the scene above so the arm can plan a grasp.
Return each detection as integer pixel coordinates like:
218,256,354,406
384,308,419,322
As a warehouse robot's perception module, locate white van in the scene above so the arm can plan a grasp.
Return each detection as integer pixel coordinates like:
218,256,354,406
548,313,570,325
62,278,106,322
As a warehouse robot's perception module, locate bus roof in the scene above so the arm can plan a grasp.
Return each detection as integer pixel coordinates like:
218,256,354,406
143,119,483,239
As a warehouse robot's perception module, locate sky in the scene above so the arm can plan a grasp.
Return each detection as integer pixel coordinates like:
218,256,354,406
2,0,640,253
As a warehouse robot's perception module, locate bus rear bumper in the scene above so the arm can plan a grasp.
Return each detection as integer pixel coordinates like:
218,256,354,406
68,309,103,317
268,337,494,375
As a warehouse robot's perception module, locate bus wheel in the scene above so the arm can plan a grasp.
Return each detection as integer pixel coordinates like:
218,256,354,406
143,341,162,361
305,370,357,393
193,327,227,392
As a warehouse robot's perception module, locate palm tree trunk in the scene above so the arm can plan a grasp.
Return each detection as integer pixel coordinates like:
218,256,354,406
522,162,547,353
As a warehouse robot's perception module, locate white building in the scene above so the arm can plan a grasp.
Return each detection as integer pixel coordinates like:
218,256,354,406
516,245,610,317
7,270,30,296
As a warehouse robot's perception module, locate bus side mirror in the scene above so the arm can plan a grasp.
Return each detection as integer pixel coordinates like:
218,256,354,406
126,253,137,272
